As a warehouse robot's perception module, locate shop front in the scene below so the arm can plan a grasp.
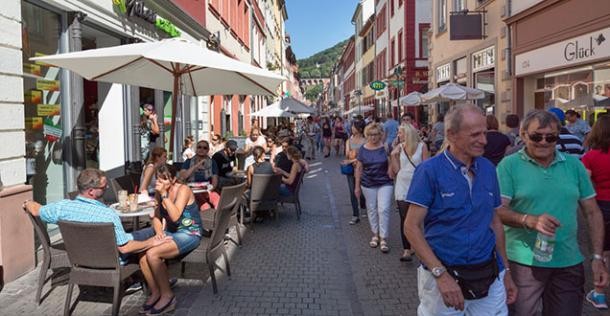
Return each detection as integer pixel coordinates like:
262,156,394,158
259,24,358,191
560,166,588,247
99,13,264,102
472,46,496,115
3,0,208,283
509,0,610,120
514,27,610,121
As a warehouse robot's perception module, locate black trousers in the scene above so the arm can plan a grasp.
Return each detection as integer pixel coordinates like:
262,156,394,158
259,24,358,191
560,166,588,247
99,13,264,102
397,200,411,250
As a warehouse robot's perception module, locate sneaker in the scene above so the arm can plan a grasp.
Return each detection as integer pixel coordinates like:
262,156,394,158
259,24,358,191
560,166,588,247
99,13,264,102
348,217,360,225
586,290,609,310
125,281,143,294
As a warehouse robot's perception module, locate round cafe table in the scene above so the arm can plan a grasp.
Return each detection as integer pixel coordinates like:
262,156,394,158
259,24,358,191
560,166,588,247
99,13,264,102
110,203,155,231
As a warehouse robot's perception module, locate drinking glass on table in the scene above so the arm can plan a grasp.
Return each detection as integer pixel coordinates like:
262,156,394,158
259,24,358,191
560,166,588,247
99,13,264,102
128,193,138,212
118,190,128,208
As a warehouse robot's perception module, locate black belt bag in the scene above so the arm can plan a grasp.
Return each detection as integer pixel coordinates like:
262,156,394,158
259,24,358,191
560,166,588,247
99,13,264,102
444,254,499,300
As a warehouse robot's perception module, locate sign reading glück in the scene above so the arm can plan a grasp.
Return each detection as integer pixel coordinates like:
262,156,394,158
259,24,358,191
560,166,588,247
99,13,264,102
516,27,609,76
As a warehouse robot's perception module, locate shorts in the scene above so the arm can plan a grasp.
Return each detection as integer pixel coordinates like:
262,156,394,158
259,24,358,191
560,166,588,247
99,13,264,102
598,200,610,251
130,227,202,255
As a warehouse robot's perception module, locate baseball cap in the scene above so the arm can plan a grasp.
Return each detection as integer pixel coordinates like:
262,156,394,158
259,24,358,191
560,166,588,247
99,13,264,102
547,107,565,122
225,140,238,150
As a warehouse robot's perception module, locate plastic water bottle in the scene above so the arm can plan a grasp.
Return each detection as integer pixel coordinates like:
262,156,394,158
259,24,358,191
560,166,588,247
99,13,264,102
533,232,555,262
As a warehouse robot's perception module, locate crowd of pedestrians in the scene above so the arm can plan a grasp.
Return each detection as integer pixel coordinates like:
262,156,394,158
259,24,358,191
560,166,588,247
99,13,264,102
326,104,610,315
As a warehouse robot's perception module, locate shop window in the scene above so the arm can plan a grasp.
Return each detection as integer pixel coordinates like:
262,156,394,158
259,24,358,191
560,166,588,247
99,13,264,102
438,0,447,32
22,2,64,206
523,62,610,123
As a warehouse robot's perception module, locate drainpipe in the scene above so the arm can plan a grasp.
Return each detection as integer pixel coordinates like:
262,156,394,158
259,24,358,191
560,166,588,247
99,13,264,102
65,12,86,190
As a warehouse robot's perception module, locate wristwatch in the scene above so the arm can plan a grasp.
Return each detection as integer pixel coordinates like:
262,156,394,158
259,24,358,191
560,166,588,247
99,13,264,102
592,254,607,263
431,266,446,278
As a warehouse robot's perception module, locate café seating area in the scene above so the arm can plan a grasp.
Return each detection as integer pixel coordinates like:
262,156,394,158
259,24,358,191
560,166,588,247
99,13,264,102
31,161,306,315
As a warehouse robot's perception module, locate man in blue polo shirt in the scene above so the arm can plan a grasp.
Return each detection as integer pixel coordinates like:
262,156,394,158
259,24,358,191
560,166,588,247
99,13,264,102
405,104,517,315
23,168,172,258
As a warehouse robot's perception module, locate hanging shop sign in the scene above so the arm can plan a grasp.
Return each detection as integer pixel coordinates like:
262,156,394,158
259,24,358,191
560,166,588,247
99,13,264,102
516,27,610,76
472,46,495,72
436,63,451,82
370,80,386,91
112,0,181,37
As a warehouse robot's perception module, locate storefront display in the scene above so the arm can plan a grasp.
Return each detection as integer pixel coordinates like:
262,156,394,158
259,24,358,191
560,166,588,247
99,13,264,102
22,1,65,205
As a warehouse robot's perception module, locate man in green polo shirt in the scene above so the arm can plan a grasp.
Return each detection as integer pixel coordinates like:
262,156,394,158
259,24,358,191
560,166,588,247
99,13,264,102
497,110,608,315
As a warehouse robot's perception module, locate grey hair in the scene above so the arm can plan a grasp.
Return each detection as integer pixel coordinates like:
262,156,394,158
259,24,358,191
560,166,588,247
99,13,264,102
444,103,484,135
76,168,106,192
520,110,560,133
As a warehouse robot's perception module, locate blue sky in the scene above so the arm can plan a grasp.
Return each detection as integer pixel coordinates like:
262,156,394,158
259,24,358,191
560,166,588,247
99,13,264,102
285,0,359,60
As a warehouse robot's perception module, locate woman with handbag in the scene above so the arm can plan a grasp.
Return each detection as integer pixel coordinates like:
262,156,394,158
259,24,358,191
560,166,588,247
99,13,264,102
333,117,347,157
355,123,394,253
390,123,428,261
342,120,367,225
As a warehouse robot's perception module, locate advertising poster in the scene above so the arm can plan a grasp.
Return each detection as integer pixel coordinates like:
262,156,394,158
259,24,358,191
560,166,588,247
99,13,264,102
37,104,61,116
43,117,62,142
36,79,60,91
24,90,42,105
25,117,43,130
23,63,42,76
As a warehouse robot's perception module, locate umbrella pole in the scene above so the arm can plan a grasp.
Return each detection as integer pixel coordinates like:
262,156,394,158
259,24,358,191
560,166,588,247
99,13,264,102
170,71,179,159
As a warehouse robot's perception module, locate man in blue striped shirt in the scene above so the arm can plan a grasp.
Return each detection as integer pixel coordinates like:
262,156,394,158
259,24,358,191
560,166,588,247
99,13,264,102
23,168,172,258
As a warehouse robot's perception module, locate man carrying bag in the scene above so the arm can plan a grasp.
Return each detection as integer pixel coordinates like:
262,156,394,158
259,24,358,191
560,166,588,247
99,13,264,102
404,104,518,315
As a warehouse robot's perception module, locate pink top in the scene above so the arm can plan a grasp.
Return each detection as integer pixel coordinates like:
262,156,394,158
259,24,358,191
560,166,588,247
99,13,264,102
582,149,610,201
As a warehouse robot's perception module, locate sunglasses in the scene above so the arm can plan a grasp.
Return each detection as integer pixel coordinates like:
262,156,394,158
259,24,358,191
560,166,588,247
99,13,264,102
197,145,209,149
527,133,559,143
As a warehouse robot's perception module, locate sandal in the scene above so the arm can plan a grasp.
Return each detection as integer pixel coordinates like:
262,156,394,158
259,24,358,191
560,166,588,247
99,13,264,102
380,240,389,253
369,236,379,248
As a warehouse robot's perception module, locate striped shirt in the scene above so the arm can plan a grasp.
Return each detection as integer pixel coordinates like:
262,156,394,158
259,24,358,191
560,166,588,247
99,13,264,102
40,196,133,246
556,127,584,157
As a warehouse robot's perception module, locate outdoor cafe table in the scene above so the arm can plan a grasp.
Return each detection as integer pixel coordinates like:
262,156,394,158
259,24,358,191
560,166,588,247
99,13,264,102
110,203,155,231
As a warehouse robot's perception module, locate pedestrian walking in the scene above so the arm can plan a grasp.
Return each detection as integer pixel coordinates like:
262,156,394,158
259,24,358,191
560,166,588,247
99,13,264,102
302,116,318,160
497,110,608,316
140,103,160,161
483,114,511,166
430,113,445,154
333,117,347,157
342,120,367,225
355,123,394,253
383,112,399,152
548,107,585,157
565,109,591,143
581,115,610,310
405,103,517,315
390,123,428,262
322,119,332,158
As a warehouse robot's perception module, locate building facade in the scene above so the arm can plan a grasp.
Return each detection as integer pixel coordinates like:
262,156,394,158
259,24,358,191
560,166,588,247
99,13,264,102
429,0,510,125
507,0,610,121
0,0,214,282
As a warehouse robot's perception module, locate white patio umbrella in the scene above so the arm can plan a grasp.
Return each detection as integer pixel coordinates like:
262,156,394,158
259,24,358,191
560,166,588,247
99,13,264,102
399,91,424,106
276,97,315,114
31,38,284,158
345,105,374,115
250,103,295,118
421,83,485,103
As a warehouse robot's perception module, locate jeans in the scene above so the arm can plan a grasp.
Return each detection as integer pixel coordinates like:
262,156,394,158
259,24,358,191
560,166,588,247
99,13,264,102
345,174,366,217
361,185,393,238
397,200,411,250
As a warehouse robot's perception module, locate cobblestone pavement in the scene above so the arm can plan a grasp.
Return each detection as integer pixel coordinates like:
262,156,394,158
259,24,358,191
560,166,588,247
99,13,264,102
0,156,607,315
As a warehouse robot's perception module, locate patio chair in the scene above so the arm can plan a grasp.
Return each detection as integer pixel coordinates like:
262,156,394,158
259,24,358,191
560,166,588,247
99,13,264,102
279,171,305,220
57,221,140,316
200,182,247,246
249,174,282,221
26,211,70,305
179,183,243,294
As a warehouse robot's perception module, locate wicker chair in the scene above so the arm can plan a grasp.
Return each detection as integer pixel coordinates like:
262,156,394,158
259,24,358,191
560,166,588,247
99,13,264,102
249,174,282,220
58,221,140,316
26,212,70,304
180,182,245,294
279,171,305,220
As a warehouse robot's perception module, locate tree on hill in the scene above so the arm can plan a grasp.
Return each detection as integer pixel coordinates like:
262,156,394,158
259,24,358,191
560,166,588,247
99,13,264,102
304,84,323,103
297,39,348,78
